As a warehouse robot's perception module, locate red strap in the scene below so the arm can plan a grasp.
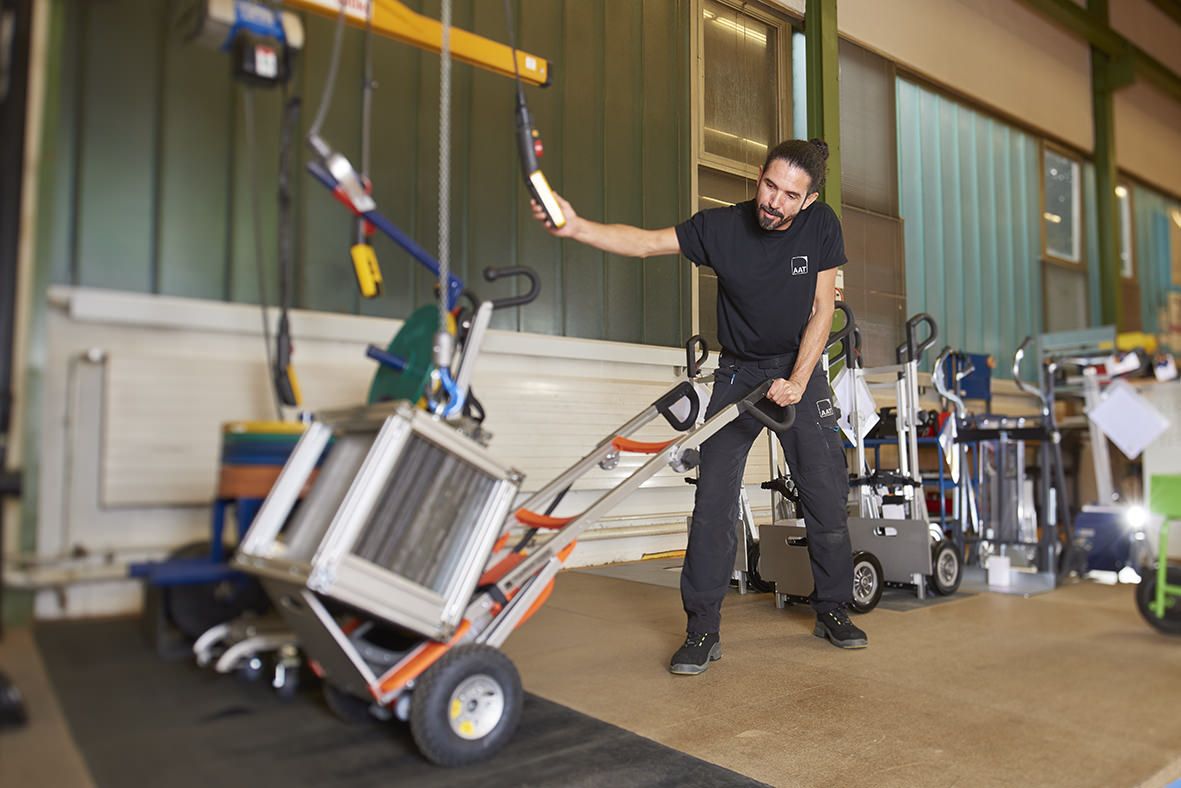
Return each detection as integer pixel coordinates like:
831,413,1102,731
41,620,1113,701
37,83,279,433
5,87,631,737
612,436,675,454
478,552,527,586
515,508,574,529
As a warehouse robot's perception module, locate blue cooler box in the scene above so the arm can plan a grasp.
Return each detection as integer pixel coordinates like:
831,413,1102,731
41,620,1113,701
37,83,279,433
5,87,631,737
1072,507,1142,572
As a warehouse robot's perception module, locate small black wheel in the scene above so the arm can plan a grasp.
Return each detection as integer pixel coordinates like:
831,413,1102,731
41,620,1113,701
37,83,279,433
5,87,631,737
929,539,963,596
1135,565,1181,635
238,655,266,683
745,542,774,594
1056,541,1088,584
162,542,270,640
410,644,523,767
850,552,883,614
323,682,375,724
273,646,303,701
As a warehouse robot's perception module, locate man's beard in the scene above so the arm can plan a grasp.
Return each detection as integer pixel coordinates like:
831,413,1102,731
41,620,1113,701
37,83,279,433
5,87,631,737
758,204,791,230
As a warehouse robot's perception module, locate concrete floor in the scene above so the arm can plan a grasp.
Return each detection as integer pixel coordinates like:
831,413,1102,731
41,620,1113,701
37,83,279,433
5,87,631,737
2,570,1180,787
502,568,1181,788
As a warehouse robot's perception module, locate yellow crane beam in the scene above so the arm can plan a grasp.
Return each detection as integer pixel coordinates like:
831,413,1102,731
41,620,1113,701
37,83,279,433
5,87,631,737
287,0,552,86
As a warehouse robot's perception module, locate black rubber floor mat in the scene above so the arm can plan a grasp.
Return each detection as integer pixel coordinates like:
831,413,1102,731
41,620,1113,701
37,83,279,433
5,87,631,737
36,617,765,788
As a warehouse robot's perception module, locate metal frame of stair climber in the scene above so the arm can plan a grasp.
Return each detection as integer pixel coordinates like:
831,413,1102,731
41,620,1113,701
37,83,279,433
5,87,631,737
930,346,982,562
844,312,961,598
845,314,953,600
954,338,1082,582
718,303,857,595
848,315,937,525
232,344,794,767
1010,337,1084,580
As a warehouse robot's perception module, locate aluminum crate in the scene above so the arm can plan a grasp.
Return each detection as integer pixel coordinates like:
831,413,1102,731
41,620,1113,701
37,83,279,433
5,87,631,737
235,401,523,640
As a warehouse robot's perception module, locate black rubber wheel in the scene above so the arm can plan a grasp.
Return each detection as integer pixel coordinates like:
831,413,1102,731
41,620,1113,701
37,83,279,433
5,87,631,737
1056,541,1088,584
745,541,774,594
162,542,271,640
237,655,266,684
323,682,376,724
849,552,883,614
410,644,523,767
0,671,28,729
1135,565,1181,636
929,539,963,596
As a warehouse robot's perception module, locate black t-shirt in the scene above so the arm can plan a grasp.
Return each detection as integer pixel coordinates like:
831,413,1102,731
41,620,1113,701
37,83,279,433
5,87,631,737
675,199,846,360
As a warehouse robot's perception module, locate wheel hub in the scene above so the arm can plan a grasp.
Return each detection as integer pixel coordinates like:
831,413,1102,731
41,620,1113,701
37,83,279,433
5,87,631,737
448,674,504,741
937,551,958,585
853,564,876,602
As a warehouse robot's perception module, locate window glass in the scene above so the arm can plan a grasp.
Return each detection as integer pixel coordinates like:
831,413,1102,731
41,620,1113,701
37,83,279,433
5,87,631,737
1043,149,1081,263
792,29,807,139
702,0,779,169
1117,184,1133,279
698,165,755,210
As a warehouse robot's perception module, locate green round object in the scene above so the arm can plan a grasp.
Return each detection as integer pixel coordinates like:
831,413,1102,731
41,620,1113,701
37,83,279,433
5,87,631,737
368,305,440,405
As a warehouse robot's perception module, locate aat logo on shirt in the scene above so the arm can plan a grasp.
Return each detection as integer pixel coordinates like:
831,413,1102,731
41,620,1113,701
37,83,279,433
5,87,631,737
790,256,809,276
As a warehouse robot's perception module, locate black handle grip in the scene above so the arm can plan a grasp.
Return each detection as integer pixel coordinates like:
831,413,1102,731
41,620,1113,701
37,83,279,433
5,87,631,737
484,266,541,310
685,335,709,378
655,380,701,432
826,301,856,350
738,380,796,432
896,312,938,363
847,326,862,369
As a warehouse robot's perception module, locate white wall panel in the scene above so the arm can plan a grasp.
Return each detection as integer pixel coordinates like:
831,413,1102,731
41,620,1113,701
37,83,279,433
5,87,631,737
36,289,777,604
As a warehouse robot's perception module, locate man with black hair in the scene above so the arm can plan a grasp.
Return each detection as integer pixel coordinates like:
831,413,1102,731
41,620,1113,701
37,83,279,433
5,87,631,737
531,138,865,675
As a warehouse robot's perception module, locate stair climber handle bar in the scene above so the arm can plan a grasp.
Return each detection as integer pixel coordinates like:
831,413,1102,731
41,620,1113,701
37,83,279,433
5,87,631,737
896,312,938,363
738,380,796,432
827,301,855,349
483,266,540,310
846,326,862,370
685,335,709,378
1011,335,1048,408
656,381,702,432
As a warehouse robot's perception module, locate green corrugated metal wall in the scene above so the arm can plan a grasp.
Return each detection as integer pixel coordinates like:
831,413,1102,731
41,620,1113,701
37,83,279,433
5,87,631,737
1133,185,1179,334
38,0,692,345
896,78,1043,371
1084,168,1178,334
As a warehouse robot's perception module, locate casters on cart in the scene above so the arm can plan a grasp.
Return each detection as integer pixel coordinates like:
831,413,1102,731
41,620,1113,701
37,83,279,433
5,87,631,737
194,614,303,698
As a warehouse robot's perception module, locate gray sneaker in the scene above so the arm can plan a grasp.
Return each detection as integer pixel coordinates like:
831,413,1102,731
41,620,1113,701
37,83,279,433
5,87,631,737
669,632,721,675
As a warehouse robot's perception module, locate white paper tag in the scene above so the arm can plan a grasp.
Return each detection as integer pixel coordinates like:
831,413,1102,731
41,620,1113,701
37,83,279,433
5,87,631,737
1107,352,1142,377
832,368,878,446
938,415,959,483
1155,355,1178,382
1087,379,1171,459
254,45,278,79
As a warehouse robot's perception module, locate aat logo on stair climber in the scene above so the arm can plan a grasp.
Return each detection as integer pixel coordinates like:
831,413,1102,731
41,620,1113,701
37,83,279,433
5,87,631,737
790,256,808,276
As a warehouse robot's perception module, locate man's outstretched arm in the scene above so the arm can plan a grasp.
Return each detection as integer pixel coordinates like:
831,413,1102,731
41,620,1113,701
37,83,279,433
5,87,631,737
531,194,680,259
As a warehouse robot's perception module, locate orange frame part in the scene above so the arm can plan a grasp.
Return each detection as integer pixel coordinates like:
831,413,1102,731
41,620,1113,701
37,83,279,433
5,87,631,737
376,620,472,699
287,0,551,86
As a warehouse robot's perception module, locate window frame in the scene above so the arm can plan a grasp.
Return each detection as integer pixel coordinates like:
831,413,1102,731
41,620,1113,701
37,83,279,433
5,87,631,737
1039,141,1085,269
690,0,794,336
694,0,793,181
